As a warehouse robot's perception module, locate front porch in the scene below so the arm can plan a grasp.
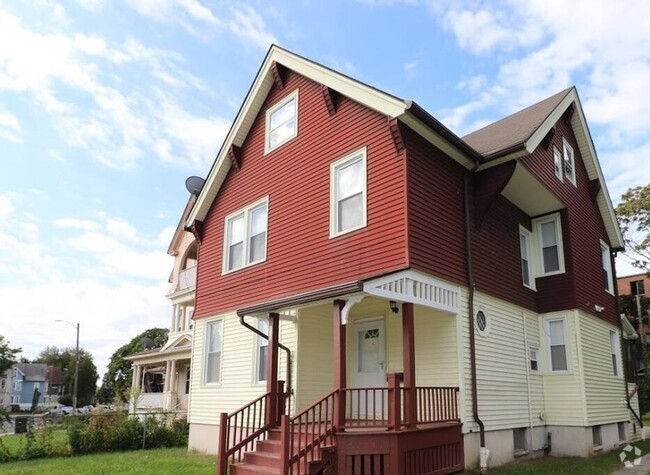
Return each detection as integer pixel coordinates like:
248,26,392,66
217,271,465,474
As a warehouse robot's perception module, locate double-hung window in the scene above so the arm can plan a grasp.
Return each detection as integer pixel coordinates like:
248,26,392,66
609,330,620,376
562,138,576,185
547,319,568,371
519,226,534,289
534,213,565,276
265,90,298,153
330,147,367,237
205,320,223,384
553,146,563,181
601,241,614,294
224,198,269,273
255,317,269,383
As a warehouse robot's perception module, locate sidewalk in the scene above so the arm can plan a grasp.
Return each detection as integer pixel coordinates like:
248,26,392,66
610,452,650,474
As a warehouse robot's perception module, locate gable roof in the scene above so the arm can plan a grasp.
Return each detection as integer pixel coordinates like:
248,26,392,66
167,194,196,256
186,45,480,226
15,363,48,382
466,88,623,249
186,46,622,250
463,87,573,159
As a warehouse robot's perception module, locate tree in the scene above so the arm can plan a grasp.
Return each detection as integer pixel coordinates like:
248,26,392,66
617,184,650,271
33,346,99,406
0,335,21,375
99,328,168,403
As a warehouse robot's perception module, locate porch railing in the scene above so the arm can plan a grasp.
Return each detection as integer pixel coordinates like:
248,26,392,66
343,387,389,429
217,381,287,475
281,389,337,475
415,386,460,423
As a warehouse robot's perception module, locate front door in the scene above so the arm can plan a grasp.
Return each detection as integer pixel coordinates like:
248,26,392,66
352,318,386,418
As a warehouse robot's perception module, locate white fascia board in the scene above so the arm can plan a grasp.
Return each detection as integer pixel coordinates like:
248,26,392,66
524,89,576,154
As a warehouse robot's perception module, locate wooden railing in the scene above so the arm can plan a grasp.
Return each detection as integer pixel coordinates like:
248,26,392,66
416,386,459,423
217,381,287,475
343,387,389,429
281,389,337,475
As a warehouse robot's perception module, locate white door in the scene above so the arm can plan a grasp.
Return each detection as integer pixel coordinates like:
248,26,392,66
352,319,386,419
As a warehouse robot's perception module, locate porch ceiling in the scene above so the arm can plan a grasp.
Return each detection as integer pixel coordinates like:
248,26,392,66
362,269,459,315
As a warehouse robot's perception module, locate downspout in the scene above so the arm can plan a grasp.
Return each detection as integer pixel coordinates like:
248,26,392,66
464,163,487,461
522,311,535,452
239,315,292,398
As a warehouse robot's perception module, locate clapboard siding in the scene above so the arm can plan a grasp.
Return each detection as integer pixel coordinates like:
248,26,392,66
579,312,628,425
188,313,296,424
195,70,407,318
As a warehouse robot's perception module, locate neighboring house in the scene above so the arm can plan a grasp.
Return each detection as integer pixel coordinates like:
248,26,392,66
618,273,648,377
127,197,196,414
183,46,635,473
12,364,51,409
618,273,649,299
0,369,14,408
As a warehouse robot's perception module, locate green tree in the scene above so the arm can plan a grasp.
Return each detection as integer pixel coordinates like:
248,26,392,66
34,346,98,406
99,328,168,403
617,184,650,271
0,335,21,374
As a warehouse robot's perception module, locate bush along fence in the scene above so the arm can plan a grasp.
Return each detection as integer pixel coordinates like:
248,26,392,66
0,411,189,463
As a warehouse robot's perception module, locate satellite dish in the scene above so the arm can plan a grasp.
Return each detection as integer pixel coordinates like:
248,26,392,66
141,337,155,350
185,176,205,197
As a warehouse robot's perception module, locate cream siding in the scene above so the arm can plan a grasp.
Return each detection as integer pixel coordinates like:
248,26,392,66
168,232,195,294
579,312,628,425
188,313,296,425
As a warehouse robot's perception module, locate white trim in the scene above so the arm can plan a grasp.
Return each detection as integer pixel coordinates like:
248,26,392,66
329,147,368,238
562,138,576,186
600,240,614,295
519,225,536,291
533,213,565,277
264,89,299,154
553,145,563,182
544,317,570,373
222,196,269,275
204,318,224,386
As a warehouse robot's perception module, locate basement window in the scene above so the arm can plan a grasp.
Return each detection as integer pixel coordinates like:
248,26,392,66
593,425,602,447
513,428,528,453
618,422,626,442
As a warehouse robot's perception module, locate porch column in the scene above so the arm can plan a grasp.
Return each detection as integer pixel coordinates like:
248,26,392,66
333,299,346,431
402,302,417,428
266,312,280,427
163,361,172,392
169,359,177,411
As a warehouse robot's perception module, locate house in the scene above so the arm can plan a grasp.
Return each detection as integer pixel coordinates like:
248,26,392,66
617,272,648,378
10,364,54,409
183,45,637,473
127,196,196,414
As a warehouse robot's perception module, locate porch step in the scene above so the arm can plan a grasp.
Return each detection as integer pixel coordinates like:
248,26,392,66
230,463,280,475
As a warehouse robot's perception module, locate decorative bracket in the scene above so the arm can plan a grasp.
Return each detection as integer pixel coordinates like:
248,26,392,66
541,126,555,149
321,85,338,116
389,119,405,153
341,295,366,325
271,61,285,90
589,178,601,202
188,220,203,245
562,102,576,124
228,144,242,171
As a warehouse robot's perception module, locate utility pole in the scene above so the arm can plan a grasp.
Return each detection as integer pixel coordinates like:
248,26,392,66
56,320,80,413
636,294,645,344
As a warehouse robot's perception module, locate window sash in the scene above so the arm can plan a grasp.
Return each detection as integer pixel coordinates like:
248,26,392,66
548,320,568,371
610,330,619,376
563,139,576,184
519,229,534,288
224,199,268,273
601,242,613,293
206,321,223,384
534,214,564,276
331,149,367,237
256,317,268,383
553,146,563,180
266,91,298,153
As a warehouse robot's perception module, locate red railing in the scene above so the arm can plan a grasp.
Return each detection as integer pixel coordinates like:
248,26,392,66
281,389,337,475
415,386,459,423
217,381,288,475
343,387,389,428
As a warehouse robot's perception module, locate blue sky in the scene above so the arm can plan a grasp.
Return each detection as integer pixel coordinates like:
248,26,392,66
1,0,649,376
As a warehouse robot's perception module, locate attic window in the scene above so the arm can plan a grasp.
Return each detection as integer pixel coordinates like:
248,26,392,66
562,138,576,186
265,89,298,154
553,146,563,181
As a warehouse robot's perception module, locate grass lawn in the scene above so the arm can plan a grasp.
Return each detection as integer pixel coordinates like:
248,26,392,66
0,448,216,474
463,438,650,474
0,430,69,456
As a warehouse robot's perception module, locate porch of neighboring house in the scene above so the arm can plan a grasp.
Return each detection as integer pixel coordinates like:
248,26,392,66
218,271,465,475
130,353,191,414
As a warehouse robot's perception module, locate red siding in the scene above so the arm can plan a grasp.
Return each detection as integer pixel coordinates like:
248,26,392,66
406,128,467,284
195,71,408,317
523,117,617,324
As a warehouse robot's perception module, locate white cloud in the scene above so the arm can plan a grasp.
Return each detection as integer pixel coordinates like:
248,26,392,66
128,0,222,27
228,5,277,51
0,109,23,143
0,194,14,220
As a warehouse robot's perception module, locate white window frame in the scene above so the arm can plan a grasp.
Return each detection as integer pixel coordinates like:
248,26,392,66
529,347,539,372
545,317,570,373
600,241,614,295
204,319,224,385
553,145,563,181
610,330,621,377
329,147,368,238
562,138,576,186
533,213,565,277
519,226,535,290
265,89,299,154
222,196,269,274
254,316,269,385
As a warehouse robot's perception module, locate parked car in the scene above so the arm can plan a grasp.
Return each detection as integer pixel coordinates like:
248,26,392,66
60,406,74,415
78,405,94,414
